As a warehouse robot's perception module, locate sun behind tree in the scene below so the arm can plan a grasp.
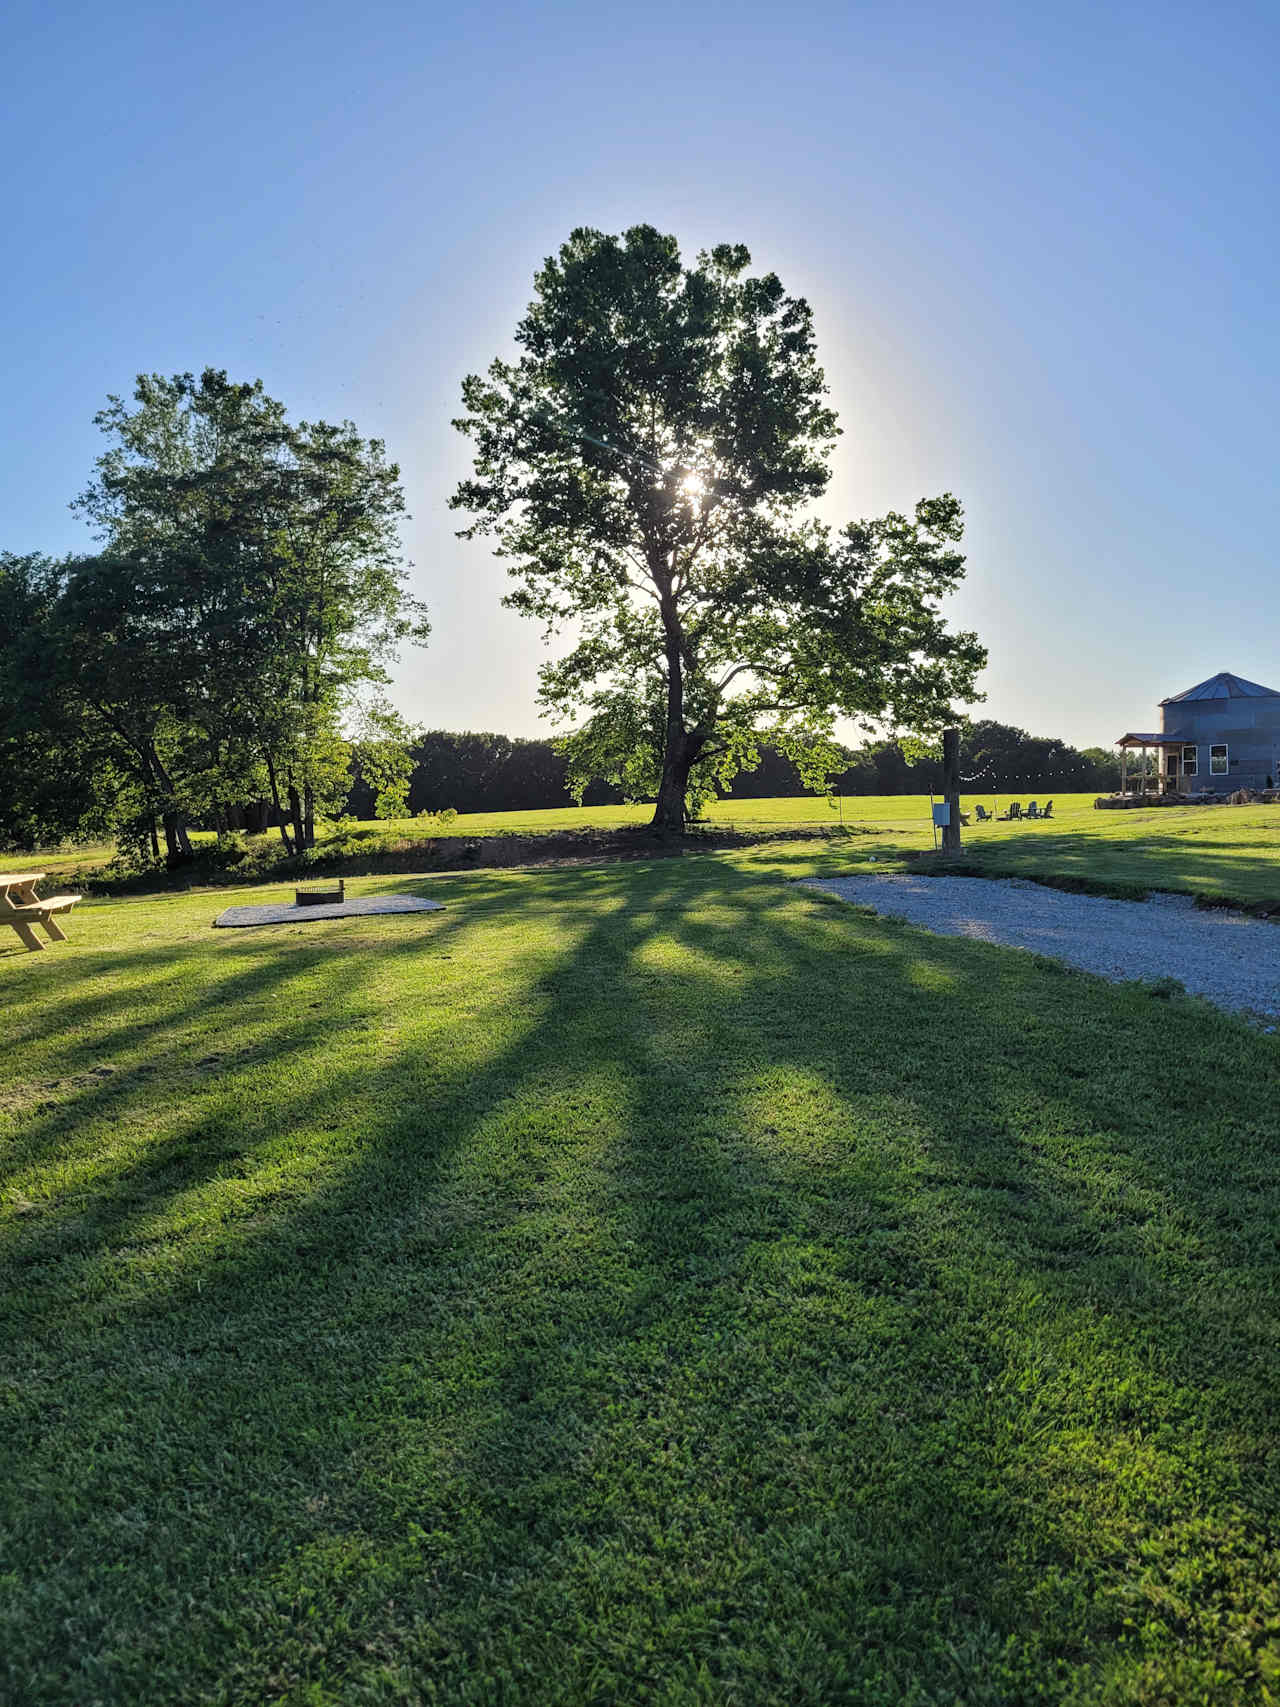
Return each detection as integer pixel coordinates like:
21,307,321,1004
452,225,986,833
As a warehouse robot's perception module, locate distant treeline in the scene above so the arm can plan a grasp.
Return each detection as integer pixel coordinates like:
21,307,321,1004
346,721,1120,817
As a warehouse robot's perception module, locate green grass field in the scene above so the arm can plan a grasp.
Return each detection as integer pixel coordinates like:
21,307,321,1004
30,791,1280,912
3,848,1279,1704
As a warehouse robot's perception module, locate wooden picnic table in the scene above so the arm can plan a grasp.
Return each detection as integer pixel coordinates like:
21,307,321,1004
0,871,82,951
1,872,47,905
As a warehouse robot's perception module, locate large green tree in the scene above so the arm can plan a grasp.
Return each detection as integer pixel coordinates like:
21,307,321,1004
73,369,427,854
452,225,986,833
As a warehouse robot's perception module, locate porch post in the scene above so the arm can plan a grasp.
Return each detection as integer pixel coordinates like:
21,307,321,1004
1142,744,1148,798
1120,746,1128,797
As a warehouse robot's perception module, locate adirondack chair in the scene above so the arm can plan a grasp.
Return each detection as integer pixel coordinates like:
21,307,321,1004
1041,800,1054,820
0,873,82,951
1025,801,1040,819
974,804,992,822
998,802,1022,821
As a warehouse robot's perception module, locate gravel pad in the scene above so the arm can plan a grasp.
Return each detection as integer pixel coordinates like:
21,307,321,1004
803,873,1280,1019
214,894,444,929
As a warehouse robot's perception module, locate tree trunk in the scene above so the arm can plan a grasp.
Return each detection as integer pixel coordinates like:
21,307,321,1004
264,753,297,855
161,812,192,863
145,742,191,858
303,785,315,848
288,785,307,853
148,817,160,862
651,595,689,836
652,746,692,836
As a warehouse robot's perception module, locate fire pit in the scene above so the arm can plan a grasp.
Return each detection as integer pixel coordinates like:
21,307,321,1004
295,879,346,907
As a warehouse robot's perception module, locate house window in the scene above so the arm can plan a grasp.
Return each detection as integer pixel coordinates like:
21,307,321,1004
1210,743,1228,775
1182,745,1197,776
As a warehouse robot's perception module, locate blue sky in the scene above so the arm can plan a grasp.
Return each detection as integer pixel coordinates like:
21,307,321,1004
5,0,1278,750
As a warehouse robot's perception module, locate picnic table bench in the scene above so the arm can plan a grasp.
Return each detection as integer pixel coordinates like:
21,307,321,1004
0,872,82,951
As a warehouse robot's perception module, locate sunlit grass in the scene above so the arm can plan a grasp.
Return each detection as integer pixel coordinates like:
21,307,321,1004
3,854,1279,1703
19,791,1280,913
24,789,1280,904
363,789,1096,837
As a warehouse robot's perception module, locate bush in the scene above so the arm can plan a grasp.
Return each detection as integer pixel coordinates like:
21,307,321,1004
210,832,249,868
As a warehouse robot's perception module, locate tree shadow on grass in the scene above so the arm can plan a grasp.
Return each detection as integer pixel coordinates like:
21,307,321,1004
3,856,1278,1704
0,871,574,1267
942,827,1280,901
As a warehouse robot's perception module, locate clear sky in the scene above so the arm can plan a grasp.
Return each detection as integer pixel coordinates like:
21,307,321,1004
5,0,1278,752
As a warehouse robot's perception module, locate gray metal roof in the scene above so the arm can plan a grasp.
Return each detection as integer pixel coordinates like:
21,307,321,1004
1160,670,1280,704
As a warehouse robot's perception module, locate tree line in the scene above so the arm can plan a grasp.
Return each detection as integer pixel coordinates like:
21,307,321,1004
345,722,1120,820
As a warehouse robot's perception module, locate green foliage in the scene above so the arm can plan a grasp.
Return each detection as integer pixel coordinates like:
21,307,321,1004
51,368,427,857
556,684,672,807
349,702,418,820
0,553,128,849
1081,745,1122,790
453,225,986,831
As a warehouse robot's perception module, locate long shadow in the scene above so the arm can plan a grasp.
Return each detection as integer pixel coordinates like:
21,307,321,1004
560,875,1280,1695
946,826,1280,900
3,854,1278,1703
0,871,559,1267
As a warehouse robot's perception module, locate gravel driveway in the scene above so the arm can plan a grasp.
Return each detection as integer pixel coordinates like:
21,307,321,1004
802,873,1280,1020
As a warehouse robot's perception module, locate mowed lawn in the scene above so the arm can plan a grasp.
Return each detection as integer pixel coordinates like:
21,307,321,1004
398,792,1280,909
38,793,1280,911
3,854,1279,1704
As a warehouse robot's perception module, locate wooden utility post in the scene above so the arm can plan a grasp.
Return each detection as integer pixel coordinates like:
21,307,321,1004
942,726,962,853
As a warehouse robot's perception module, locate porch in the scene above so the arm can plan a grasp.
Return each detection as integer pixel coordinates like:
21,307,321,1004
1113,733,1192,800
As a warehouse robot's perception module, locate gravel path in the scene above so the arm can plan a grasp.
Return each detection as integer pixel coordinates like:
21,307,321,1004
802,873,1280,1020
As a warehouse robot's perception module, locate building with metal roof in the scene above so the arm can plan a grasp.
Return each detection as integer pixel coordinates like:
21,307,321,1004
1114,672,1280,797
1161,672,1279,705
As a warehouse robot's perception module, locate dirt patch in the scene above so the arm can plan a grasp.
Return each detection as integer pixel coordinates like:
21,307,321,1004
281,824,862,875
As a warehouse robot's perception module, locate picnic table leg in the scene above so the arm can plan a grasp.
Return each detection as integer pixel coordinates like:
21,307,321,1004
7,920,45,951
41,915,68,942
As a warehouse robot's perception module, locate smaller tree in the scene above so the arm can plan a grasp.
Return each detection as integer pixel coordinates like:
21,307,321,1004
74,370,428,856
